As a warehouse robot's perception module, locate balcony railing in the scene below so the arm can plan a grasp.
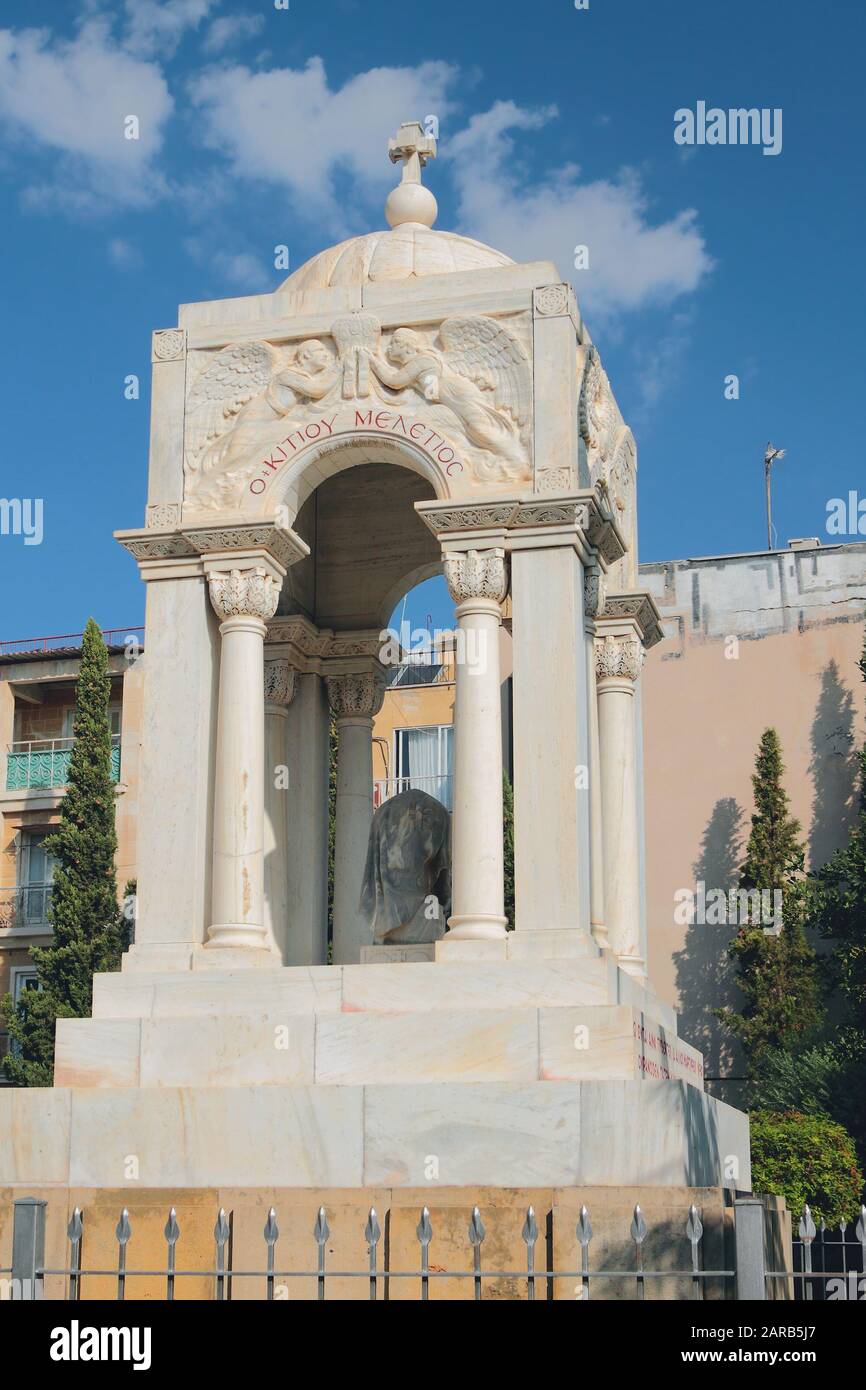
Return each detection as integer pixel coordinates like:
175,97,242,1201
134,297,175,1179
0,884,53,930
5,737,122,791
373,774,453,811
0,626,144,658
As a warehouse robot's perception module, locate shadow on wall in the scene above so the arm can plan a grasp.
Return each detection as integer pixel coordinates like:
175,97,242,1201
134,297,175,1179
808,660,859,871
672,797,745,1103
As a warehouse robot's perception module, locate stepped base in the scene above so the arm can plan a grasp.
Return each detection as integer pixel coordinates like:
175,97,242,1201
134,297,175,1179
0,1080,749,1190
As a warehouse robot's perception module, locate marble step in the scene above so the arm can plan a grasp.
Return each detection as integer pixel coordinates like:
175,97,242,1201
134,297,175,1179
56,1002,702,1091
92,957,678,1033
0,1079,749,1190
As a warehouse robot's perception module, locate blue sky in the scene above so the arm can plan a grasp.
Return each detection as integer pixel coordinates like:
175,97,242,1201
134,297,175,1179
1,0,863,639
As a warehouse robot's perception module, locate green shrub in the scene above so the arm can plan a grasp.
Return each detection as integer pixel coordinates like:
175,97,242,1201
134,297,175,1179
749,1110,863,1226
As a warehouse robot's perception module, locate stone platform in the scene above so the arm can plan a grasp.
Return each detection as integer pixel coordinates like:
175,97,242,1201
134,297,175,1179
0,955,750,1193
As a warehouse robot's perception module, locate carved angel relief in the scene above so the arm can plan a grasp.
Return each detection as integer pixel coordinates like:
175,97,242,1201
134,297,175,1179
578,343,638,589
183,312,533,510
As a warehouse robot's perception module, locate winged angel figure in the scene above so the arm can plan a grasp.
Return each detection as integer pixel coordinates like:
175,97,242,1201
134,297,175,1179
185,338,339,480
367,317,531,477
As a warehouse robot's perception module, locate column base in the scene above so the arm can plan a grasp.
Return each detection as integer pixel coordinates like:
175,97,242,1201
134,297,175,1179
446,914,508,941
616,951,648,981
206,924,275,952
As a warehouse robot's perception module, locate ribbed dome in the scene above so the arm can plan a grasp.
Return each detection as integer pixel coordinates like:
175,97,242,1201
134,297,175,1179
280,222,514,292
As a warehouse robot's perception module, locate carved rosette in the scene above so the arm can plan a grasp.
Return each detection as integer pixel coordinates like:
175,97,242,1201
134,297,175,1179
152,328,186,362
326,672,386,721
208,567,281,623
595,634,643,684
264,659,296,706
443,548,509,605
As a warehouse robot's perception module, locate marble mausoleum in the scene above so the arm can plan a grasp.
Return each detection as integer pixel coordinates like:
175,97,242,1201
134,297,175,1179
0,123,749,1210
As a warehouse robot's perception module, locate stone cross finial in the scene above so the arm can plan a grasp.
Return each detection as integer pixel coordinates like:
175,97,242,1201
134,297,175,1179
385,121,438,229
388,120,437,173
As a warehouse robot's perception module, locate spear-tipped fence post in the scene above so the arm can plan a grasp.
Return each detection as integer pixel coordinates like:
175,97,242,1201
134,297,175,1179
631,1205,648,1302
856,1206,866,1291
799,1206,816,1302
164,1208,180,1302
522,1206,538,1302
468,1207,486,1302
417,1207,432,1302
365,1208,381,1301
67,1208,83,1302
839,1217,849,1284
115,1209,131,1302
214,1209,231,1302
264,1208,279,1302
686,1205,704,1301
314,1207,330,1303
576,1205,593,1302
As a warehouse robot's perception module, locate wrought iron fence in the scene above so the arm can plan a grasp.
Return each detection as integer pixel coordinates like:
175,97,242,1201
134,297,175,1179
3,1197,740,1302
5,1194,863,1302
776,1205,866,1301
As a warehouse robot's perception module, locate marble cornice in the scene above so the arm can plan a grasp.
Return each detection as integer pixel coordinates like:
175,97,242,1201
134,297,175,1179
264,616,387,676
595,589,664,649
415,491,626,565
115,521,309,570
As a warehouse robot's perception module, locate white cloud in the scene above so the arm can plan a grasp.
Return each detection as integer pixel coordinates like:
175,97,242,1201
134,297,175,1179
108,236,143,268
188,55,459,232
122,0,216,58
447,102,712,326
0,22,172,209
183,236,272,290
202,13,266,54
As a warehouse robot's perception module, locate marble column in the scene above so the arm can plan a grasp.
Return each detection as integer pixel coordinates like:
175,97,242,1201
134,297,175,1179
327,671,385,965
206,567,281,952
443,548,509,941
263,658,296,961
584,565,609,951
595,628,646,976
284,672,330,967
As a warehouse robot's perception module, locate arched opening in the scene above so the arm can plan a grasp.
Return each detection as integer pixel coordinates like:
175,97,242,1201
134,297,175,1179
275,459,443,631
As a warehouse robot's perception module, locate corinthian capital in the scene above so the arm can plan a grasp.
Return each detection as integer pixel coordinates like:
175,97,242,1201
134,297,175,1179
264,659,297,706
443,548,509,605
595,633,643,683
208,567,281,622
326,671,386,721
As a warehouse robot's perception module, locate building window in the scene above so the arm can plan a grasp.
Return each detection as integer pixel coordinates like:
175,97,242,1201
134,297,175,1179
392,725,454,809
17,830,55,926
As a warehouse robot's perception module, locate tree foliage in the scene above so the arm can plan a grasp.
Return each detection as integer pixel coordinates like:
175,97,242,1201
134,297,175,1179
1,620,124,1085
749,1110,863,1227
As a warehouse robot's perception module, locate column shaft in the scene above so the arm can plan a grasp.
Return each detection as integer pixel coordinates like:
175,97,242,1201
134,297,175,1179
207,567,281,952
444,549,508,941
596,630,645,975
328,672,384,965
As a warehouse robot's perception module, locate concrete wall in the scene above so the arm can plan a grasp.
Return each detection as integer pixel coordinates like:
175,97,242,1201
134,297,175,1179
641,540,866,1103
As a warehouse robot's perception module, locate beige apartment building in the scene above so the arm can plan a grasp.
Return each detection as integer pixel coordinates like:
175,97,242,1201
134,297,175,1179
1,537,864,1091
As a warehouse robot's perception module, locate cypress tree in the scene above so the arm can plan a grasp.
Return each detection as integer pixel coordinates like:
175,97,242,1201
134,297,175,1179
719,728,821,1073
740,728,804,890
1,620,124,1085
